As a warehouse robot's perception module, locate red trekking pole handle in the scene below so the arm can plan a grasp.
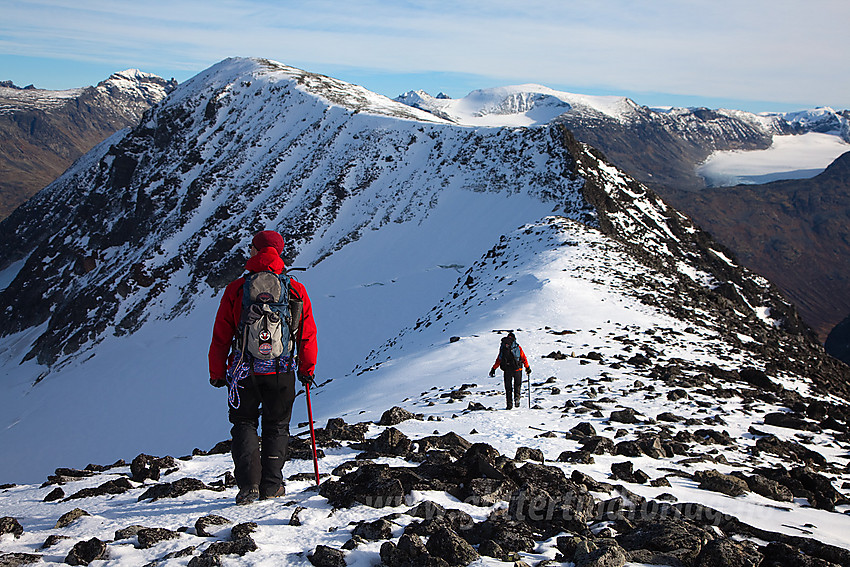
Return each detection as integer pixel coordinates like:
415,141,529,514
305,382,321,486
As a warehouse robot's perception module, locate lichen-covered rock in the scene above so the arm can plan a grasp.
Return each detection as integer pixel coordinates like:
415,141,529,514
324,417,369,441
202,537,257,558
137,527,181,549
694,470,749,497
65,477,134,501
308,545,346,567
693,538,762,567
0,552,42,567
425,527,479,566
616,519,714,564
514,447,544,462
41,534,70,549
65,538,107,566
130,454,177,482
0,517,23,538
114,525,148,541
137,478,214,502
352,518,393,540
744,474,794,502
194,515,231,537
379,406,417,426
55,508,90,529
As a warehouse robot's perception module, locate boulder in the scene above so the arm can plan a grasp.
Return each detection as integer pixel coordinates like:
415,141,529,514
570,422,597,438
137,478,214,502
616,519,714,564
194,515,231,537
379,407,418,426
574,539,627,567
0,552,42,566
744,474,793,502
693,538,762,567
764,412,819,432
230,523,258,540
514,447,544,462
352,518,394,540
581,436,615,455
694,470,749,497
308,545,346,567
200,537,258,558
65,477,134,501
41,535,70,549
0,517,23,538
43,487,64,502
65,538,107,566
415,432,471,457
739,367,778,391
610,408,641,423
130,454,177,482
754,436,827,467
425,527,479,566
319,464,416,508
380,533,446,567
55,508,90,529
360,427,412,457
137,527,180,549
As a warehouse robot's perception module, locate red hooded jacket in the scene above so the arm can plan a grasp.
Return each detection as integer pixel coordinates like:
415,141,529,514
208,247,317,383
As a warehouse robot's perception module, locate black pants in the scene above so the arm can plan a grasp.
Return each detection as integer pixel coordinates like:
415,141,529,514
229,371,296,496
504,369,523,408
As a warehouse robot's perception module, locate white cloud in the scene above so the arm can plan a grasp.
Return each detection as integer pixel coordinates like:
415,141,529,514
1,0,848,108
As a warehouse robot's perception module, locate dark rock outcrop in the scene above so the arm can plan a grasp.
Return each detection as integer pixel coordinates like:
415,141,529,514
65,537,107,565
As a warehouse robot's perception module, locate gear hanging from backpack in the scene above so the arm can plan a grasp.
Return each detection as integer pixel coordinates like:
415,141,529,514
226,270,303,408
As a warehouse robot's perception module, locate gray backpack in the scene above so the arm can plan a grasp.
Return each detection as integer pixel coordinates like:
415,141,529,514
238,271,301,361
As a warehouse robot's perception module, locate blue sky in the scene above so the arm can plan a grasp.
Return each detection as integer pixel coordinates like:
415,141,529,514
1,0,848,113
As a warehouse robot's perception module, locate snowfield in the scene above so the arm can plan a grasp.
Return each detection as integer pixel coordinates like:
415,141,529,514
698,132,850,186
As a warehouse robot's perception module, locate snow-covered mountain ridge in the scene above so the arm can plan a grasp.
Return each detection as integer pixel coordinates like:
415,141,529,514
0,68,177,220
396,84,850,193
2,216,850,566
397,84,849,141
0,55,848,555
0,69,175,116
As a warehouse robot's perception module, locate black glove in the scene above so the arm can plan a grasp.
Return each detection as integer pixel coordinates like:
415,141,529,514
488,369,495,378
298,373,316,388
525,367,532,376
210,377,227,388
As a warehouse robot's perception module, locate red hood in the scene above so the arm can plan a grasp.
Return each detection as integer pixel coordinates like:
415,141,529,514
244,247,286,274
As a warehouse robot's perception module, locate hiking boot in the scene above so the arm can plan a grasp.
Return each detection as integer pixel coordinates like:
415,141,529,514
260,485,286,500
235,486,259,505
515,396,521,407
506,403,513,410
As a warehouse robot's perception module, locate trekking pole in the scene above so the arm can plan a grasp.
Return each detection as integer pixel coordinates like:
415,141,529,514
305,382,321,486
527,370,531,408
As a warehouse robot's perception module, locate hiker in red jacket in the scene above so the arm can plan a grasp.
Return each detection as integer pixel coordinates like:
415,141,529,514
209,230,317,505
489,332,531,409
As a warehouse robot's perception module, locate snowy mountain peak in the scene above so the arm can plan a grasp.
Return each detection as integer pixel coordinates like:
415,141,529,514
182,58,450,124
395,83,639,127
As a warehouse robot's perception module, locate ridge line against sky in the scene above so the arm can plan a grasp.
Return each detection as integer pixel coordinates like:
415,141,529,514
1,0,848,114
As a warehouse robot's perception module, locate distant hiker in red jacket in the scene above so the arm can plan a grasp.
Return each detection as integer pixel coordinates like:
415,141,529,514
489,332,531,409
209,230,318,505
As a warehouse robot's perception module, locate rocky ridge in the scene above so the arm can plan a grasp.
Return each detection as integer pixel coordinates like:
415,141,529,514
1,336,849,566
0,69,176,219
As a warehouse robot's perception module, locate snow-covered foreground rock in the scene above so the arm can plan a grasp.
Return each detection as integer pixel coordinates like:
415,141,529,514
2,218,850,566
